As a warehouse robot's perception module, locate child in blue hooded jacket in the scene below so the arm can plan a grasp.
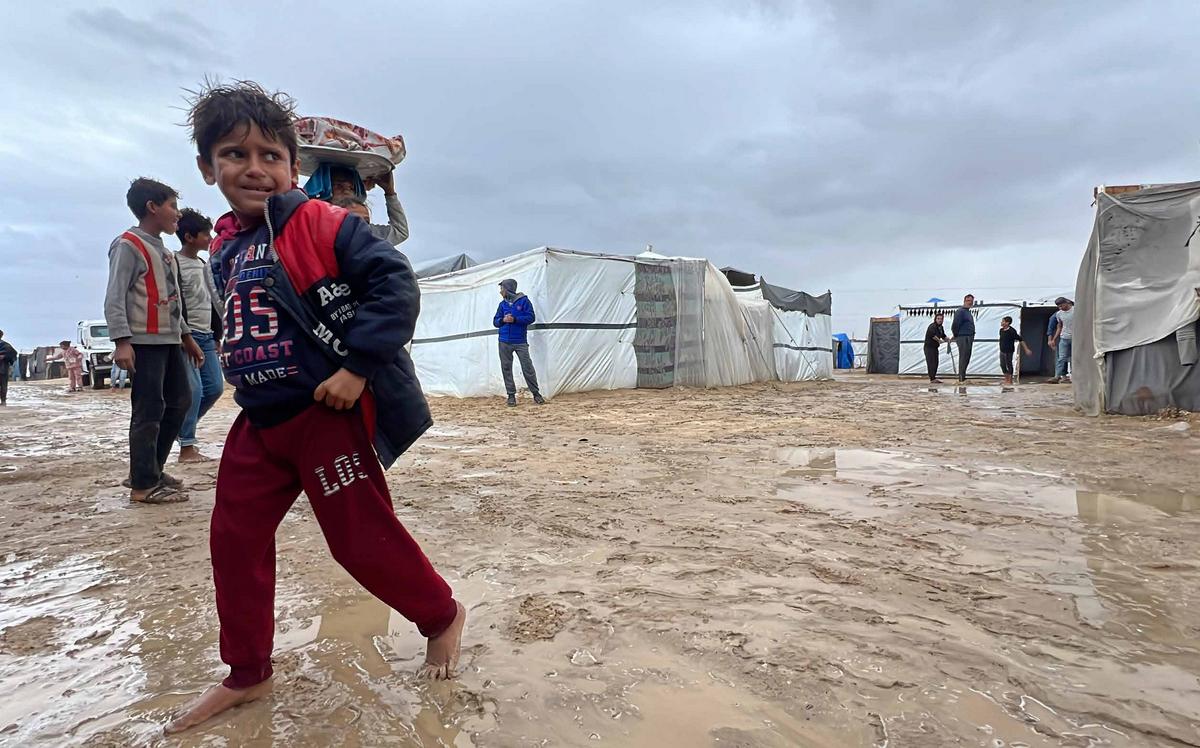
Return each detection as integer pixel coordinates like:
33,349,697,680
493,279,545,406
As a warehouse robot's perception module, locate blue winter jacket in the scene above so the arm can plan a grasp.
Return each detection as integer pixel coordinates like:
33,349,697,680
493,295,535,344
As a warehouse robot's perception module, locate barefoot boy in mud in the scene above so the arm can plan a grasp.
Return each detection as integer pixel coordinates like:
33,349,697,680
167,81,464,733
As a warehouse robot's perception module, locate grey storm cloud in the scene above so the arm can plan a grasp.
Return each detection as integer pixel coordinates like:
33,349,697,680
1,0,1198,348
71,7,228,67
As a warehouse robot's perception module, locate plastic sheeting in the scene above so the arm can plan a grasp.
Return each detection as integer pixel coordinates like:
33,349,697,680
730,283,833,382
772,308,833,381
851,338,869,369
1074,182,1200,415
833,334,854,369
1102,328,1200,414
760,283,832,316
411,247,817,398
412,253,478,279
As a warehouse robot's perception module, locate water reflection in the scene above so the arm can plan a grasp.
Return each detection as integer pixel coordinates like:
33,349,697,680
1069,489,1199,648
1077,488,1200,519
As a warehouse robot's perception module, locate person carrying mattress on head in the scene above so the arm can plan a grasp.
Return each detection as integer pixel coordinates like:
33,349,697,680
296,116,409,246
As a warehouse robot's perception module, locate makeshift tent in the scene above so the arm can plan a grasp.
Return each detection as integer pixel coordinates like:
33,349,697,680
867,317,899,374
893,301,1061,378
720,267,758,287
1075,182,1200,415
833,333,854,369
412,253,477,279
726,276,833,382
851,337,869,368
24,347,64,380
411,247,831,398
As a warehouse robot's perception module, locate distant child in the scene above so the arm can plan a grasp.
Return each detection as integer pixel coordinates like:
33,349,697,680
48,340,85,392
998,316,1031,386
175,208,225,462
104,178,205,504
166,81,464,734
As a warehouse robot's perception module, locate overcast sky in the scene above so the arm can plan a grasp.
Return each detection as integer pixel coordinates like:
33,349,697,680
1,0,1198,349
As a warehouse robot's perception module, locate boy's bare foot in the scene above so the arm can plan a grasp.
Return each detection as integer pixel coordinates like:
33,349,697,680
178,446,214,463
165,679,272,734
420,601,466,680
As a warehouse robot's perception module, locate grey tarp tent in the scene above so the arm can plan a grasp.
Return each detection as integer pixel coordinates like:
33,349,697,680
1074,182,1200,415
413,253,478,279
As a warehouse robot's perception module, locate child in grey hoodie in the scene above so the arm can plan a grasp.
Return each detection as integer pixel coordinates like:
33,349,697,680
104,177,204,503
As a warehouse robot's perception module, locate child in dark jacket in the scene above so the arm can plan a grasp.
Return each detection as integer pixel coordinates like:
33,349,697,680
166,81,464,734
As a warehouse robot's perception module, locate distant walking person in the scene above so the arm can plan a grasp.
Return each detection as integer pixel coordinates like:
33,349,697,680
923,312,948,383
1049,297,1074,384
0,330,17,405
493,279,545,407
950,293,976,383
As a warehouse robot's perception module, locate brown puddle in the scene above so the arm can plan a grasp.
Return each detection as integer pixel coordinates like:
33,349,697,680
2,380,1200,746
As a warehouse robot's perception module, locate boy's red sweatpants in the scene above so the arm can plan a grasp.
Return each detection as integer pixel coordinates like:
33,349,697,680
211,405,456,690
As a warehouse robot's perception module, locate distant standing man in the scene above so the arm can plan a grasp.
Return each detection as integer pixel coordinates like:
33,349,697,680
950,293,976,383
493,279,545,407
1049,297,1074,384
0,330,17,405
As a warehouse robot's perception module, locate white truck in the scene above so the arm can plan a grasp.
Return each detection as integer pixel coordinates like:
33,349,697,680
77,319,115,389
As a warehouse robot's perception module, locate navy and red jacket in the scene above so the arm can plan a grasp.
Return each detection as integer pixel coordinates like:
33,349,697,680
211,189,431,468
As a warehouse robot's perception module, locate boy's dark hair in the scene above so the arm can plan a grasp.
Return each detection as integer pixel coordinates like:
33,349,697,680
188,80,298,165
60,340,70,347
332,195,368,209
126,178,179,219
1002,316,1013,324
176,208,214,243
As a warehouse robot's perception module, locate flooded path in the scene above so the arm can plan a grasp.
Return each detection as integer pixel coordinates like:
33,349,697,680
1,375,1198,746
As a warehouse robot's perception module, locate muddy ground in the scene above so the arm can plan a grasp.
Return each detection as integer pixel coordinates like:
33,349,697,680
0,373,1198,747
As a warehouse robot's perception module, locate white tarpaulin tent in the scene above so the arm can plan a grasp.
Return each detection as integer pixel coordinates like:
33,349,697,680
411,247,831,398
730,281,833,381
897,300,1061,378
1075,182,1200,415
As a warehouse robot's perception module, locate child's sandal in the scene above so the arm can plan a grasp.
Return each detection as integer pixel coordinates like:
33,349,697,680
131,485,189,504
